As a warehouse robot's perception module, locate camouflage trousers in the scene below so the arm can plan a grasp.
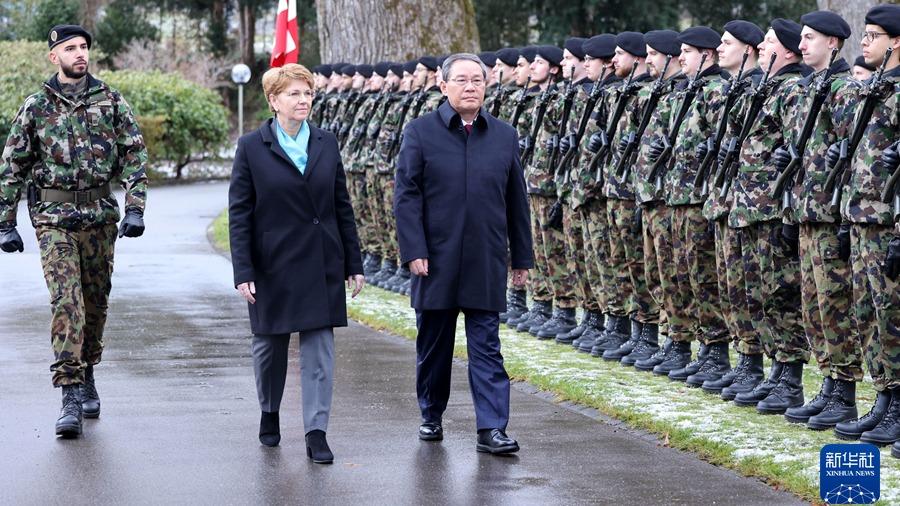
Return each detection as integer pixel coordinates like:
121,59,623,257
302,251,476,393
851,224,899,390
715,218,763,355
799,222,862,382
37,224,117,387
376,172,399,262
530,195,577,308
607,198,657,323
641,203,683,339
737,221,808,363
346,172,373,255
581,199,625,316
673,206,729,345
527,195,553,303
562,205,601,312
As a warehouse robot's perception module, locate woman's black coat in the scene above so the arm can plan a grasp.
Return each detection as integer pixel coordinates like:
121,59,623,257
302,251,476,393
229,118,363,335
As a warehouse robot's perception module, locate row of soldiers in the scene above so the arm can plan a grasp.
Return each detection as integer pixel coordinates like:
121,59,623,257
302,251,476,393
309,4,900,457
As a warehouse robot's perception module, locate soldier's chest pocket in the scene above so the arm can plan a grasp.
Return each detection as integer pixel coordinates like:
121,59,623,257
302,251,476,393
85,102,116,157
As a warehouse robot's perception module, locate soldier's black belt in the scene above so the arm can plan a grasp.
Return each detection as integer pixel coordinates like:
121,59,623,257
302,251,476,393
39,184,112,204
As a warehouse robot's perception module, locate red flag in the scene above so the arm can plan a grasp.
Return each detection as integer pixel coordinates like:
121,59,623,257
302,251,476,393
270,0,299,67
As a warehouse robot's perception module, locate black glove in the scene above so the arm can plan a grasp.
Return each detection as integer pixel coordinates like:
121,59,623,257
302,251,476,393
0,225,23,253
587,132,604,154
826,142,842,170
339,123,351,139
695,140,710,162
118,208,145,238
881,141,900,173
632,206,643,235
781,223,799,258
547,200,564,230
772,146,791,172
886,237,900,281
559,133,573,154
518,135,533,155
648,139,665,162
618,134,632,155
544,134,559,151
717,141,730,168
837,222,851,262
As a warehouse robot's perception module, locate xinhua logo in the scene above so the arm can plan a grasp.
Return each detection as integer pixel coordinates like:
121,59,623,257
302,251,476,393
820,443,880,504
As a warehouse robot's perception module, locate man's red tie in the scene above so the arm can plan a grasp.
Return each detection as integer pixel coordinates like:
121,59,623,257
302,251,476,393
464,124,473,136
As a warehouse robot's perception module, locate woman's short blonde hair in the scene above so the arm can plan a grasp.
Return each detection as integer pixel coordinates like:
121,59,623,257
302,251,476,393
262,63,315,113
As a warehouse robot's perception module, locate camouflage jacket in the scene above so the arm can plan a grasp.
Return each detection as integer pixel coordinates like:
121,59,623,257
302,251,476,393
788,60,857,224
321,91,346,131
358,91,401,174
373,90,410,174
665,67,727,207
341,91,381,173
310,91,330,127
493,84,522,124
632,73,685,205
524,82,562,196
603,73,653,201
0,73,148,230
415,86,445,118
727,64,805,228
483,84,500,115
702,67,764,221
507,86,538,138
554,79,594,201
568,75,620,208
840,66,900,226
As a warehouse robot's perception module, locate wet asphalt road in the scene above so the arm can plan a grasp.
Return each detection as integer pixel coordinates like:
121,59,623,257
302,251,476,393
0,181,804,505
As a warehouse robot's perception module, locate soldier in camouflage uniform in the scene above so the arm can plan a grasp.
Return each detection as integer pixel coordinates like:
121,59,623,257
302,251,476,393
589,33,654,360
324,64,354,134
652,28,732,384
834,4,900,448
0,25,148,438
701,21,766,401
568,34,628,355
310,64,333,127
722,21,809,415
774,11,860,430
480,51,499,114
617,31,683,368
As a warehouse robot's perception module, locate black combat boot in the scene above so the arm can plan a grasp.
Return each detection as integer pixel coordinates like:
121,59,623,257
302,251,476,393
500,289,528,323
383,265,407,292
685,342,731,388
81,364,101,419
400,276,412,295
507,306,533,328
784,377,834,424
668,343,709,381
702,351,745,394
757,361,805,414
835,390,891,440
569,311,602,346
621,323,659,366
602,319,643,361
733,359,783,406
372,260,397,288
590,314,630,356
516,300,551,333
893,440,900,459
652,340,692,375
393,265,412,293
363,254,381,277
556,309,590,344
56,385,83,438
535,307,577,339
860,388,900,446
722,353,765,401
635,336,672,371
807,380,857,430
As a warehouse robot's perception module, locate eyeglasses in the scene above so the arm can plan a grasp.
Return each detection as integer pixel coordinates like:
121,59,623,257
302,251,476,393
448,77,485,87
864,31,889,42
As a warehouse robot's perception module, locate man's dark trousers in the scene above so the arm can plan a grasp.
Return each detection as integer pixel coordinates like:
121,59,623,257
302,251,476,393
415,308,510,430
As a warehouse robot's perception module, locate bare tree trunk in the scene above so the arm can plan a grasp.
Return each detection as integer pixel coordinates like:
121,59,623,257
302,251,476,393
316,0,479,63
239,3,256,64
817,0,879,64
79,0,108,33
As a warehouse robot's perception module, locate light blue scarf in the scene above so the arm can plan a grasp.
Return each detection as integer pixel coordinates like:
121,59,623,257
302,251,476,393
275,119,310,174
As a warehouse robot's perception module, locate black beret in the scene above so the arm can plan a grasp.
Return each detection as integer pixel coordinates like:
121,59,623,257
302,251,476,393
436,55,448,68
723,20,765,47
865,4,900,37
319,64,333,78
496,47,520,66
355,64,374,78
403,60,418,75
388,62,404,77
677,26,721,50
374,61,391,78
565,37,586,59
48,24,92,49
583,34,617,59
801,11,851,39
521,46,538,63
854,55,876,71
331,62,348,75
478,51,497,67
616,32,647,58
771,18,802,55
535,45,564,66
340,64,356,77
645,30,681,56
419,56,438,71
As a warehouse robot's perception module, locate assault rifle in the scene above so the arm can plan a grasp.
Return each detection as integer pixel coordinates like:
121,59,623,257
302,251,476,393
615,55,673,179
590,61,640,183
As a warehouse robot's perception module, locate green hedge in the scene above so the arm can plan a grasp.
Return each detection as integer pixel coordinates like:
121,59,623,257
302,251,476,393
0,40,230,172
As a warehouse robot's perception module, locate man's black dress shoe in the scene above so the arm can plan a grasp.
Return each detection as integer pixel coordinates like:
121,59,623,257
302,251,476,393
305,430,334,464
259,411,280,447
419,422,443,441
476,428,519,454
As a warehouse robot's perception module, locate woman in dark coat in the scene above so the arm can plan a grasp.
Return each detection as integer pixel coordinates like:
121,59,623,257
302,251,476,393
228,63,364,463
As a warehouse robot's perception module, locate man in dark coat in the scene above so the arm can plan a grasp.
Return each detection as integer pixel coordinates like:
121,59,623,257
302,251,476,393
394,53,534,454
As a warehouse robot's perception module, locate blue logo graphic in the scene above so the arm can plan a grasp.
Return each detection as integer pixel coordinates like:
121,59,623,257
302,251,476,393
820,443,880,504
